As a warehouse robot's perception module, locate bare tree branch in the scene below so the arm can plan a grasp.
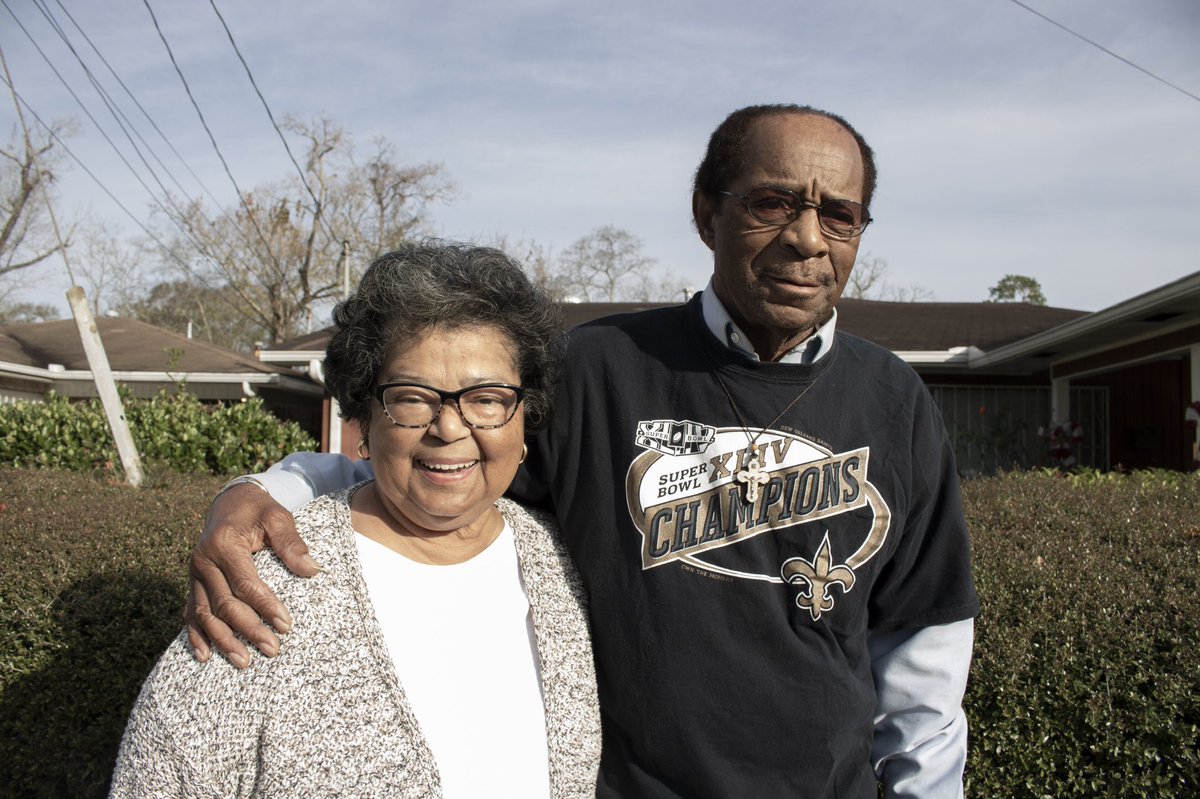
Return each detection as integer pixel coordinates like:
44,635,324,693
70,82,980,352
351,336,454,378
0,122,74,279
555,225,686,302
153,118,453,342
845,254,933,302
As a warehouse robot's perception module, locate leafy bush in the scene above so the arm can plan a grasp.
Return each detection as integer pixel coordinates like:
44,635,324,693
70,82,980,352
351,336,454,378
962,469,1200,798
0,389,315,475
0,468,225,799
0,468,1195,798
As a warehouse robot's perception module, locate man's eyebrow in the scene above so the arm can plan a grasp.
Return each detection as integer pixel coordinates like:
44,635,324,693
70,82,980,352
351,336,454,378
752,184,860,204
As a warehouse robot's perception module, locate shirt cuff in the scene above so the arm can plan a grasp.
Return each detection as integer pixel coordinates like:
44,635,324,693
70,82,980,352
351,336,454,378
870,617,974,799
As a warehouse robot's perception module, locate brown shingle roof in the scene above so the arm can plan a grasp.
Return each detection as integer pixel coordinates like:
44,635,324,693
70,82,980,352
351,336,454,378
835,299,1087,351
268,327,338,352
264,299,1087,356
269,303,682,353
555,300,1087,351
0,318,292,374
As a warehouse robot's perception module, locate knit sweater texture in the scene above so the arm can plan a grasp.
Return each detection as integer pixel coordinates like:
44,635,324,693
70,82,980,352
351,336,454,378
109,488,601,798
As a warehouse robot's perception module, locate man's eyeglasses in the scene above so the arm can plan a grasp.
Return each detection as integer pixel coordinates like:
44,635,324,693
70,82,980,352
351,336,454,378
717,187,871,240
375,382,526,429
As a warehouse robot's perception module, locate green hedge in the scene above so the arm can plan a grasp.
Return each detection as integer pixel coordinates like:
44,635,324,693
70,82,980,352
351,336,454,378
0,468,1196,798
0,389,315,475
0,468,226,799
963,469,1200,797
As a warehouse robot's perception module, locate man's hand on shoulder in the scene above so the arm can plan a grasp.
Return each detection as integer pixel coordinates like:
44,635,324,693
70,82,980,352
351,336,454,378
185,481,320,668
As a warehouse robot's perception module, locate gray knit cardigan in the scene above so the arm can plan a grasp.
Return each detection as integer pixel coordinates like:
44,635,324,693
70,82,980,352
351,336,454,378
109,488,601,798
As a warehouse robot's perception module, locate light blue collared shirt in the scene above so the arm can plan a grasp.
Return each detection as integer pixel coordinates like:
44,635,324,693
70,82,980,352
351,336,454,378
699,278,837,364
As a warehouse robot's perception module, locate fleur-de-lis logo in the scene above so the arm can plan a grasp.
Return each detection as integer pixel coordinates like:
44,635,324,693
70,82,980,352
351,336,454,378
781,533,856,621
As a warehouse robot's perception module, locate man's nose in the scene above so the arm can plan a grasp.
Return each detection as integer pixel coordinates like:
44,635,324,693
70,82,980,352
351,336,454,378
777,207,829,258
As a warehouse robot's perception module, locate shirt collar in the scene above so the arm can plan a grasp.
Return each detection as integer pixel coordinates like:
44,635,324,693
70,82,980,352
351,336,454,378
699,277,837,365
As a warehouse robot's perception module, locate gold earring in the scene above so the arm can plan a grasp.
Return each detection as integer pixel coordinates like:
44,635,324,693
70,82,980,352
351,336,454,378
518,443,528,464
357,439,370,461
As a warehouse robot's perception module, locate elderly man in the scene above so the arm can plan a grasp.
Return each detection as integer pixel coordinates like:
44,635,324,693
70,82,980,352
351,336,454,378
190,104,978,798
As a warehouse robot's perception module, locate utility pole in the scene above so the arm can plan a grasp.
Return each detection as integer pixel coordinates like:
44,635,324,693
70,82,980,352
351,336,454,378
67,288,144,486
1,44,143,486
340,240,352,298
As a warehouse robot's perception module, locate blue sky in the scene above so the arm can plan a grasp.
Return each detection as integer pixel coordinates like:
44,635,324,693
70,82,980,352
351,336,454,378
3,0,1198,314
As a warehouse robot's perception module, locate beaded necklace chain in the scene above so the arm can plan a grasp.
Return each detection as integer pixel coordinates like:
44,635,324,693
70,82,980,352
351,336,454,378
698,346,825,502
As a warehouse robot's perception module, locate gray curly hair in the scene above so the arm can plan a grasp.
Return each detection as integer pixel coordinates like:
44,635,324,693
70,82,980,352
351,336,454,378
323,240,565,433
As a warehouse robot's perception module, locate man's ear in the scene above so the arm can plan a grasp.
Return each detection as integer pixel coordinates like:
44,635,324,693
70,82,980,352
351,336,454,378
692,191,717,251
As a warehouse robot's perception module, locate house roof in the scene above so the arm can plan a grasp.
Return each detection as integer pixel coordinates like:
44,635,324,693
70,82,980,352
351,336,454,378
259,302,684,360
259,298,1086,364
267,327,337,352
969,269,1200,376
0,317,289,374
254,270,1200,381
835,298,1087,351
0,317,324,400
558,299,1088,354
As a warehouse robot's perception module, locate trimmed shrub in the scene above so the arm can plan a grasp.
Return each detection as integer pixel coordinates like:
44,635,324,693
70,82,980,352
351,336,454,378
0,468,225,799
0,389,315,475
963,469,1200,798
0,468,1195,797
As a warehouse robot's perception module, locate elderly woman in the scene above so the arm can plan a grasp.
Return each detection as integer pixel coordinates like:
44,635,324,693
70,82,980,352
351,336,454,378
110,243,601,798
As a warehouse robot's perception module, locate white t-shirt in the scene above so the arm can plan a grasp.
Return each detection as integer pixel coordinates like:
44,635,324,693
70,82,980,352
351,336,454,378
355,523,551,799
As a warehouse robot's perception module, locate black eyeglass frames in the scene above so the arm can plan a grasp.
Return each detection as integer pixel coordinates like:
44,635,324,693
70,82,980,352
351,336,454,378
374,382,526,429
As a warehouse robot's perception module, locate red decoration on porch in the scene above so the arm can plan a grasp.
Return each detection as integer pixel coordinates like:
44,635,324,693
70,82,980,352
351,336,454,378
1046,421,1084,468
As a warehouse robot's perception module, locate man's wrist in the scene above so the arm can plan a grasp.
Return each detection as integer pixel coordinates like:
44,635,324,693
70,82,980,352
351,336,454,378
212,475,269,504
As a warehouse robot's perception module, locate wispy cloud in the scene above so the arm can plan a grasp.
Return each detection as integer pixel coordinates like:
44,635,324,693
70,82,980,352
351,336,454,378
2,0,1196,312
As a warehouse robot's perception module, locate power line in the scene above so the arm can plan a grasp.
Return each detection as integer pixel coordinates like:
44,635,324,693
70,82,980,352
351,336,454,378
1007,0,1200,104
140,0,289,277
0,67,205,279
2,0,193,227
2,0,226,267
48,0,226,209
1,5,264,303
3,74,264,332
207,0,341,244
26,0,195,211
4,0,297,288
33,0,314,298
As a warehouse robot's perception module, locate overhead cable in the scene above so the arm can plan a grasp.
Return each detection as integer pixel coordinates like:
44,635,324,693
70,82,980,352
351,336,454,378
27,0,195,211
1007,0,1200,104
4,0,218,263
3,0,195,229
38,0,300,283
48,0,226,208
208,0,340,244
32,0,248,262
141,0,289,277
0,69,205,278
